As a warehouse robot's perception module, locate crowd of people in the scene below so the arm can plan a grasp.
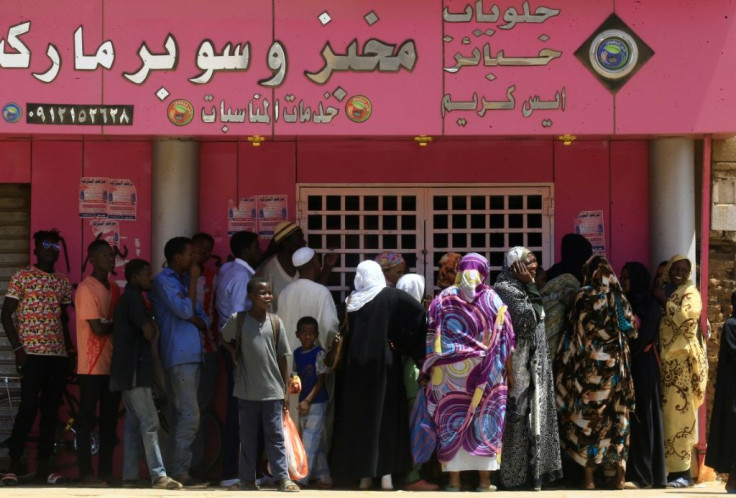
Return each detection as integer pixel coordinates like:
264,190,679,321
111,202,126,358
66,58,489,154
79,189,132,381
1,224,735,493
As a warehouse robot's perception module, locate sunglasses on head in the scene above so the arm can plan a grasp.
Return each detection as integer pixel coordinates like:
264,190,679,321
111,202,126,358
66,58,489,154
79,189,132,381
42,241,60,250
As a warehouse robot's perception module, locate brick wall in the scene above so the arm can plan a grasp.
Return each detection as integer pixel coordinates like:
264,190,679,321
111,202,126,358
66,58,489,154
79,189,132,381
707,137,736,437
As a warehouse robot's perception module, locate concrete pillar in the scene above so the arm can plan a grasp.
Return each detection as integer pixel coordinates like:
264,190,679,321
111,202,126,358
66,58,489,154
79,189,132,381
649,138,697,280
152,139,199,271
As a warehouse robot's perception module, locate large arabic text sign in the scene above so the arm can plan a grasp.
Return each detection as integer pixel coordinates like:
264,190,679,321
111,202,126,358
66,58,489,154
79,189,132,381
0,0,734,136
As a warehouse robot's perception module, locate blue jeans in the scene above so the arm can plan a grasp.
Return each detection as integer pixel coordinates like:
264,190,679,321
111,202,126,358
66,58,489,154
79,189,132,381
238,399,288,482
298,401,330,484
122,387,166,481
166,363,201,477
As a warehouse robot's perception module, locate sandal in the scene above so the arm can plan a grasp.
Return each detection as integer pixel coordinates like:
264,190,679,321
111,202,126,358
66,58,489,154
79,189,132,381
278,478,300,492
666,477,691,489
47,473,66,485
1,473,19,486
476,484,497,492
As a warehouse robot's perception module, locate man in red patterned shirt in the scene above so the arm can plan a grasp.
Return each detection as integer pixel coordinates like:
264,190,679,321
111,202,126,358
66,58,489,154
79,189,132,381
1,229,73,484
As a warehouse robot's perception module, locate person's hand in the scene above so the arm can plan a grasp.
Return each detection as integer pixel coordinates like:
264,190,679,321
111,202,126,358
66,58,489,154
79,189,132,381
418,372,430,387
507,371,515,391
323,251,339,269
298,400,310,416
283,397,290,412
511,261,534,284
189,262,202,280
14,348,27,375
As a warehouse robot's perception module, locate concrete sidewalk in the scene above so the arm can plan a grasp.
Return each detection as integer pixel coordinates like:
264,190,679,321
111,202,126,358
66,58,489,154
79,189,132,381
0,481,727,498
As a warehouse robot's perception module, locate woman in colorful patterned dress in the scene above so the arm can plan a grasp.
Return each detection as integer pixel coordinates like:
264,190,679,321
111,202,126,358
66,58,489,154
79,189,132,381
653,255,707,488
555,255,636,490
421,253,515,491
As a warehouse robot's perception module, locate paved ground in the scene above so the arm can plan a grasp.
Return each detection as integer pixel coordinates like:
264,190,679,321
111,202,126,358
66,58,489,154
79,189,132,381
0,481,728,498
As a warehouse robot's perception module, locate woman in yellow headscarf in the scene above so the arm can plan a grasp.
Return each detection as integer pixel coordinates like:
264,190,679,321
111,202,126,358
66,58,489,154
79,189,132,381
654,255,708,488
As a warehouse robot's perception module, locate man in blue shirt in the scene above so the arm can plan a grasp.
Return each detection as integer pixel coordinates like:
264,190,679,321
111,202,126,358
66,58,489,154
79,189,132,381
214,231,261,488
150,237,209,487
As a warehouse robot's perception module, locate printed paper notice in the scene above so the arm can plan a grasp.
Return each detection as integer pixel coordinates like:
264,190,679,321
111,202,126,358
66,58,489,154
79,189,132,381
257,195,288,239
227,197,257,235
575,210,606,256
79,177,109,218
108,179,137,220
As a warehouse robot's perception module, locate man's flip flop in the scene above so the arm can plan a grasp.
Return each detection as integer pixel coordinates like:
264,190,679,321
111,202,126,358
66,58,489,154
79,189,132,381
1,473,19,486
47,473,66,485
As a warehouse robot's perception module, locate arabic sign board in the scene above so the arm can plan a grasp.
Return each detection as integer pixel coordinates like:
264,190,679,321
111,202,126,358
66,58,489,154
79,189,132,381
0,0,735,136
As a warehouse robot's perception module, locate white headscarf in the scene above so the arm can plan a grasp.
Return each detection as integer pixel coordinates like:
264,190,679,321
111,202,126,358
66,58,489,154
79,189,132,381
396,274,425,303
347,260,387,312
504,246,530,267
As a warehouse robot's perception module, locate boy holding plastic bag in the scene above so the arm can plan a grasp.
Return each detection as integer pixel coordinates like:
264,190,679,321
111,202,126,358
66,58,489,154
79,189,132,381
292,316,332,488
221,278,301,492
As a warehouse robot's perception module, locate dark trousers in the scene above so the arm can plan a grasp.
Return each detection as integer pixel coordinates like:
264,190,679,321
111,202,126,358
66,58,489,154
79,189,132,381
221,346,240,480
7,355,69,465
77,374,121,478
238,399,288,482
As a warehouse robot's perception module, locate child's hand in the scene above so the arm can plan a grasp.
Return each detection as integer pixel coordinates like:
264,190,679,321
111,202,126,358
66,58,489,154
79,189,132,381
298,400,310,416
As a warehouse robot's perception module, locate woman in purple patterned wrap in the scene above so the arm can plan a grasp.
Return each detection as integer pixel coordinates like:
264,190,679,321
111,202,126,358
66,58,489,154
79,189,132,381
420,253,515,491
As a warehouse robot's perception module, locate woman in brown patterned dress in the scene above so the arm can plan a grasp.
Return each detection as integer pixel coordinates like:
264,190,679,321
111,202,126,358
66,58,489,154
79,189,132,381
653,255,707,488
555,255,636,490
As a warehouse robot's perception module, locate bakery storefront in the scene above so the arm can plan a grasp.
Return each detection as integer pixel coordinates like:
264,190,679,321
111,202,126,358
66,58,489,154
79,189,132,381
1,0,734,470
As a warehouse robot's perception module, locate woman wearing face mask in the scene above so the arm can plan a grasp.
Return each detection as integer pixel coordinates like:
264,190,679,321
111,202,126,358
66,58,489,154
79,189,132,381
653,255,707,489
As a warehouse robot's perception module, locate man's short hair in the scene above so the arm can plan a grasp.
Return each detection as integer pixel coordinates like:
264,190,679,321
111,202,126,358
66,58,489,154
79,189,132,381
125,259,150,282
192,232,215,245
87,239,111,257
33,229,61,245
296,316,319,334
247,277,269,295
230,231,258,257
164,237,191,263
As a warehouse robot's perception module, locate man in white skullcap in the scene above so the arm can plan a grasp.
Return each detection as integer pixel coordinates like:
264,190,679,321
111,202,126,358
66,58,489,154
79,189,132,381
277,246,339,478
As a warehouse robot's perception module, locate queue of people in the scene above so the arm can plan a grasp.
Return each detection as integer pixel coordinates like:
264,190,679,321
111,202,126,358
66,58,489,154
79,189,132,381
1,225,732,493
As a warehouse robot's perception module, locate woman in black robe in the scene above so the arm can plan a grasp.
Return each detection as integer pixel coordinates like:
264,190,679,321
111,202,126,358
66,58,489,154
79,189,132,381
706,290,736,493
330,260,426,489
620,262,666,488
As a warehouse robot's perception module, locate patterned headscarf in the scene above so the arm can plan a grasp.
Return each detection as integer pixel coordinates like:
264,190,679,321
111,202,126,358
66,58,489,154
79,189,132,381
661,254,693,287
454,253,490,303
375,251,405,270
347,260,387,312
437,252,462,289
579,255,634,337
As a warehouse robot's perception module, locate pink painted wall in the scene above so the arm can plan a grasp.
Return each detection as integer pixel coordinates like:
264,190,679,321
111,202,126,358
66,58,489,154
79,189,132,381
25,139,151,477
0,141,31,182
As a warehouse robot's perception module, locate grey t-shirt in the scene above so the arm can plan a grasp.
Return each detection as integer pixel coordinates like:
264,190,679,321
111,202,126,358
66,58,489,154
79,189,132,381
221,312,291,401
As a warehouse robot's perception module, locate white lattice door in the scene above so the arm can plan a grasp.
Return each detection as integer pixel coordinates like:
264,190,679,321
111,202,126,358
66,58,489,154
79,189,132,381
298,185,552,302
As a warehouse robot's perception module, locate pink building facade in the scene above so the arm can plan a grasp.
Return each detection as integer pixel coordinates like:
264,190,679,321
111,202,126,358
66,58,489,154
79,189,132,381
1,0,734,476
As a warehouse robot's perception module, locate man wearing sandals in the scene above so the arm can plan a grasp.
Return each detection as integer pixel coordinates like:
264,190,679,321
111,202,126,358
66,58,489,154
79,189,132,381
221,278,300,492
1,230,73,485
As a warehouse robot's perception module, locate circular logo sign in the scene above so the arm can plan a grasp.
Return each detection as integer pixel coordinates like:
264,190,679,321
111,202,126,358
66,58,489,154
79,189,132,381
167,99,194,126
589,29,638,79
2,103,22,124
345,95,372,123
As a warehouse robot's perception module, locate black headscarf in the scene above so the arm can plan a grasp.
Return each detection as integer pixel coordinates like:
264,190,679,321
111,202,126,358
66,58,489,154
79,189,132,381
545,233,593,283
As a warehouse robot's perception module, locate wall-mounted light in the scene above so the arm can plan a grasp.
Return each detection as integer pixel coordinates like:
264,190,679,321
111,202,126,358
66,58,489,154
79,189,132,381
414,135,433,147
557,134,576,146
247,135,265,147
